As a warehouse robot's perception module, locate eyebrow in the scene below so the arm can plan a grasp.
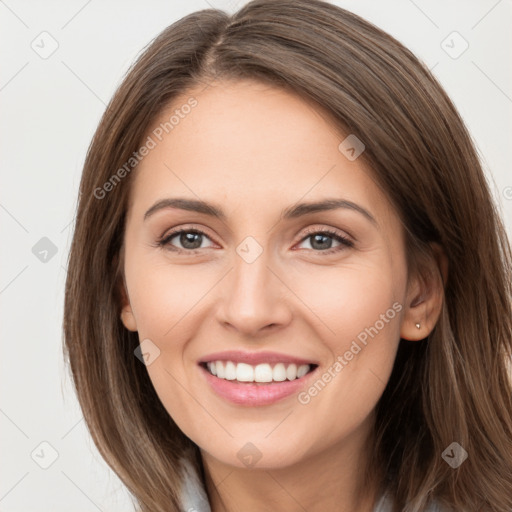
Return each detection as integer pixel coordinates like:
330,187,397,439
143,197,378,226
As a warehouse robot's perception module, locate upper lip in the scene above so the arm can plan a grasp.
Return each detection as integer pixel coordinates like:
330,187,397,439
198,350,318,366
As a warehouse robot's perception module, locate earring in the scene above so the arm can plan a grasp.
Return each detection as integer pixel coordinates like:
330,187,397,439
415,323,421,329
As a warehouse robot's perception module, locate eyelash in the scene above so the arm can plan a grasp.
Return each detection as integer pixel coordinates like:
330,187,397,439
157,226,354,256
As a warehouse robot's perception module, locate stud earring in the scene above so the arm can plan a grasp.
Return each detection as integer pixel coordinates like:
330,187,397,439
415,323,421,329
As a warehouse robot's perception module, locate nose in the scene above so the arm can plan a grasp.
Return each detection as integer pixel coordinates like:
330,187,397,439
216,247,293,337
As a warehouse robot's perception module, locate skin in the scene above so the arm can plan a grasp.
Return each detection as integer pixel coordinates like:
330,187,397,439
119,79,446,512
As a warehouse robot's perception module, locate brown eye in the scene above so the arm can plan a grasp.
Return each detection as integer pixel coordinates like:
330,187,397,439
159,229,214,252
296,229,353,255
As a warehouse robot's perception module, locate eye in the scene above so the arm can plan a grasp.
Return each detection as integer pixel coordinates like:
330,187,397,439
157,226,354,255
295,228,354,255
158,228,215,253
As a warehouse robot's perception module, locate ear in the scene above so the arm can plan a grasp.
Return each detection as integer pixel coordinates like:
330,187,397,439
400,242,448,341
119,273,138,332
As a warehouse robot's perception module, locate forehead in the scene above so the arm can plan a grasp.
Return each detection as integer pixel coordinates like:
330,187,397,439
128,79,393,226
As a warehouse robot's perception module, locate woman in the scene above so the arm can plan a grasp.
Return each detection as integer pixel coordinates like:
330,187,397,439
63,0,512,511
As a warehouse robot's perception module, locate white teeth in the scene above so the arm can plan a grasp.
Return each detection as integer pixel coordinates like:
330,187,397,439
216,361,225,378
207,362,217,376
225,361,237,380
272,363,287,381
286,363,297,380
297,364,309,378
204,360,313,383
236,362,254,382
254,363,273,382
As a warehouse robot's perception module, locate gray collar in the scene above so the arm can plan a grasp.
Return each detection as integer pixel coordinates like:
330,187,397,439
179,454,211,512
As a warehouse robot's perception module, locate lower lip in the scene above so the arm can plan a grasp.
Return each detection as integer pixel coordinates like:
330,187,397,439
199,364,318,406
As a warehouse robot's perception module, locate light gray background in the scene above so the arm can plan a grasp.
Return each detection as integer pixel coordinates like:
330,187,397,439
1,0,511,510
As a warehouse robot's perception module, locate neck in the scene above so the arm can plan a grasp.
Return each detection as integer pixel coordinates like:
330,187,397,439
201,415,382,512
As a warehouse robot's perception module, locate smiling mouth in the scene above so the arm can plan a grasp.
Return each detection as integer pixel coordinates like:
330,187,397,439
200,361,318,384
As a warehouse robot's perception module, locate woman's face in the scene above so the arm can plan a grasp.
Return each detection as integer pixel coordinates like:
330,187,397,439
120,78,418,469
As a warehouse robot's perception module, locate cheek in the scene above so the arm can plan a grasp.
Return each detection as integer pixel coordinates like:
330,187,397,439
292,262,403,412
126,255,212,340
125,258,212,431
125,254,217,404
292,260,402,345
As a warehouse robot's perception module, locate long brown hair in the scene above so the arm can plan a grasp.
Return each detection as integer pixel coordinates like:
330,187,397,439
63,1,512,510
